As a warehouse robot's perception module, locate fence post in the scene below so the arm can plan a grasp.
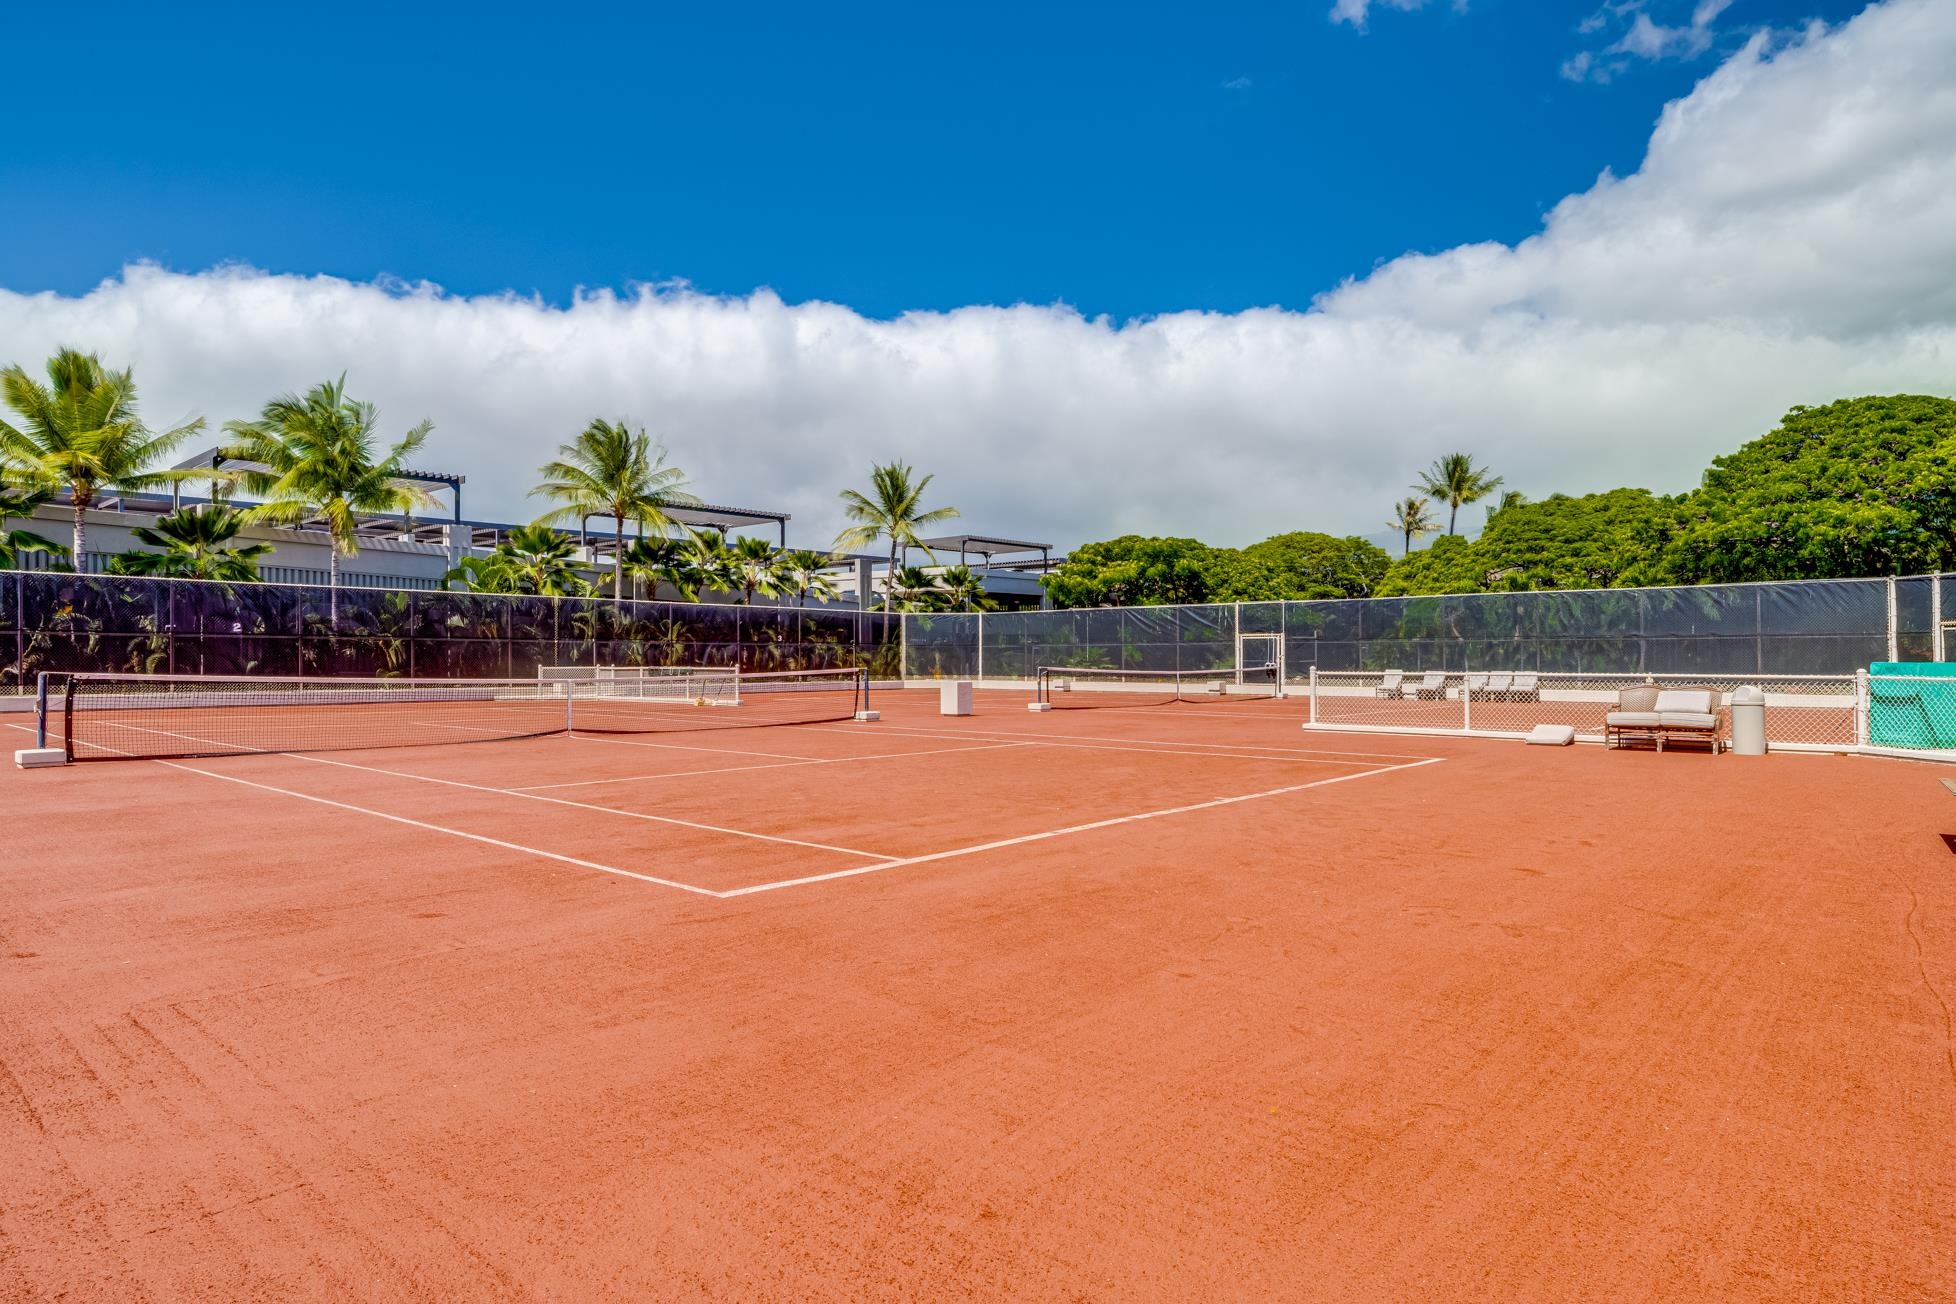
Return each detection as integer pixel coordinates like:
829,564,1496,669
1308,665,1318,726
1462,660,1471,733
1233,602,1243,684
1855,668,1871,747
899,612,909,684
1886,576,1899,662
976,611,984,684
1935,574,1945,663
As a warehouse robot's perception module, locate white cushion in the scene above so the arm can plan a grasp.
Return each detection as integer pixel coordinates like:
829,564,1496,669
1607,711,1663,726
1653,690,1714,713
1659,711,1719,729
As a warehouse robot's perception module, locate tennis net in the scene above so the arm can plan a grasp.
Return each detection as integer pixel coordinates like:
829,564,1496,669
53,667,868,761
1034,664,1281,709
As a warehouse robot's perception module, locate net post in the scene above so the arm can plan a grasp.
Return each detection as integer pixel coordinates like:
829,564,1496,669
1027,665,1052,711
1307,665,1318,726
35,672,49,749
852,665,878,721
565,678,576,734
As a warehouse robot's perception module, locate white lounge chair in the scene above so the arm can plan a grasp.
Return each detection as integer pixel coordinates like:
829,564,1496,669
1510,671,1540,701
1403,671,1447,700
1375,671,1405,698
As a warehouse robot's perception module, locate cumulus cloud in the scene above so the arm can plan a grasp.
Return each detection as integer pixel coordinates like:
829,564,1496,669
1329,0,1465,32
1,0,1952,553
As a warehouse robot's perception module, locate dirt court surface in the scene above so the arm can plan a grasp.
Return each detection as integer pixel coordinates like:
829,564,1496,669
4,686,1954,1300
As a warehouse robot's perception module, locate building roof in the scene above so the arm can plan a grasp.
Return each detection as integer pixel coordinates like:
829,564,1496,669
916,534,1053,556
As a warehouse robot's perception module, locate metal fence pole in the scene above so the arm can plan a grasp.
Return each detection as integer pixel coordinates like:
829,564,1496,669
1935,573,1945,663
1886,576,1899,662
1462,660,1471,733
1855,668,1871,746
976,611,984,683
1308,665,1318,725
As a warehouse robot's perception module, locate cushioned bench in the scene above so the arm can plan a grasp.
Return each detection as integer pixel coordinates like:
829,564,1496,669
1605,686,1725,754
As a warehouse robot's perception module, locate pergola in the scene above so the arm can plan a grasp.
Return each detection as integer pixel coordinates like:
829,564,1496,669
916,533,1056,571
168,447,467,535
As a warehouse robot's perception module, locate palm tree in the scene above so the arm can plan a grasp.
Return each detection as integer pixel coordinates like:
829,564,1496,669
834,462,959,614
446,524,592,596
222,376,438,621
935,564,994,612
0,483,66,568
1389,496,1438,556
780,549,842,607
1415,452,1504,535
725,535,784,605
0,348,206,560
620,535,703,600
107,506,271,581
889,565,948,612
1486,489,1527,523
531,419,702,604
686,535,742,601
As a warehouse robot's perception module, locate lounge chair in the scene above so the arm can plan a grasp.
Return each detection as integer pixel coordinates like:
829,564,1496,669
1484,671,1513,700
1464,673,1489,699
1606,686,1724,753
1375,671,1405,698
1510,671,1540,702
1404,671,1447,700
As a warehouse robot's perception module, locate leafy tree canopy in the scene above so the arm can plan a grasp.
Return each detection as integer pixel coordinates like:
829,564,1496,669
1661,395,1956,583
1374,490,1675,596
1217,532,1391,601
1042,535,1219,608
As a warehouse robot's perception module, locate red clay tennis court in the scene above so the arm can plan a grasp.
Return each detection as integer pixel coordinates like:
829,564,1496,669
4,683,1954,1299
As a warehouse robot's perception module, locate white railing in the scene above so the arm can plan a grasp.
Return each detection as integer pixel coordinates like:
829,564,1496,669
1306,669,1862,752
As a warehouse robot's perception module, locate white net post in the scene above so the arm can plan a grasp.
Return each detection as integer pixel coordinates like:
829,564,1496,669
1461,661,1472,733
1308,665,1318,725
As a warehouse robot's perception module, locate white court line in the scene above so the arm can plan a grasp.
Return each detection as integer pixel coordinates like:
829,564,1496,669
566,732,817,760
510,740,1039,792
285,752,898,860
805,720,1422,765
56,713,898,861
816,711,1437,761
716,756,1446,897
153,761,723,896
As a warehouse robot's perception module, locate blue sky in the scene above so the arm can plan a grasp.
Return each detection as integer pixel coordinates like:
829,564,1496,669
1,0,1870,322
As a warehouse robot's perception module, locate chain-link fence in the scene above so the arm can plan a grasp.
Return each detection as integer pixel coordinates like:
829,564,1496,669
2,570,898,690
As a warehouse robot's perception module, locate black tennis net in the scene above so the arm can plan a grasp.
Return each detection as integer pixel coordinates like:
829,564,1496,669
1034,664,1281,709
54,668,868,761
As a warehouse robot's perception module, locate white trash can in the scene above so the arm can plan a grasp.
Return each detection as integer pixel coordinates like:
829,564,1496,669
940,681,974,717
1729,685,1766,755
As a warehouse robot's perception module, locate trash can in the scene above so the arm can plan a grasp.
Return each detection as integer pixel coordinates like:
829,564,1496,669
940,680,974,717
1729,685,1766,755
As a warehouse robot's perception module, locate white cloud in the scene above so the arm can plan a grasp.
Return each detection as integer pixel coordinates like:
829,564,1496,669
1,0,1952,554
1566,0,1738,81
1329,0,1465,33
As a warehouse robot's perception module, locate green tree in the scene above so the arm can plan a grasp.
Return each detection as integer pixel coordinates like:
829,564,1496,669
933,564,994,612
686,536,737,599
531,419,702,603
1416,452,1504,535
1041,536,1219,608
1223,532,1391,600
1375,489,1676,596
834,462,959,614
779,549,842,606
446,524,592,595
724,535,785,604
1389,496,1438,555
107,506,272,581
620,535,703,600
0,483,66,568
0,348,206,560
1662,395,1956,582
889,564,948,612
222,375,438,620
